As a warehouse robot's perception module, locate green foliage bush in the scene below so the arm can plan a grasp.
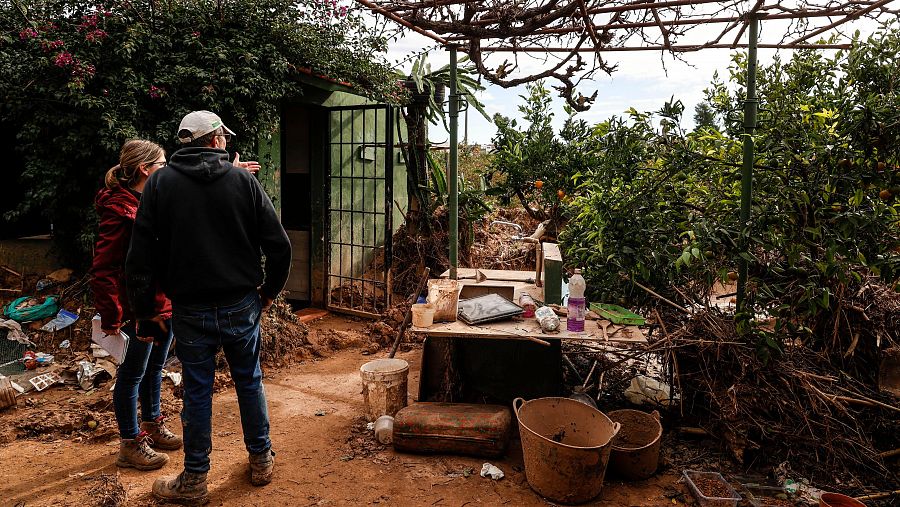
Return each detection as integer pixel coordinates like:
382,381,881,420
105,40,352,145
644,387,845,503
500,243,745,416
0,0,400,262
491,26,900,347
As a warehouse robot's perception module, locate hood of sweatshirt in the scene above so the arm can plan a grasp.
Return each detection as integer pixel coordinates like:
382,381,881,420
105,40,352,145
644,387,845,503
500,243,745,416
95,185,139,220
168,147,231,182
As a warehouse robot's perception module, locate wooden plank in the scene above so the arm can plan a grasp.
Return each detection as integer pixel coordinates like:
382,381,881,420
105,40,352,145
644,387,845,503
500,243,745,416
439,268,536,282
412,318,646,344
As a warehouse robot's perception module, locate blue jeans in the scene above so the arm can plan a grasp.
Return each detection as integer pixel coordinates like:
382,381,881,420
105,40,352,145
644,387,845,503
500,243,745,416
173,291,271,474
113,319,174,439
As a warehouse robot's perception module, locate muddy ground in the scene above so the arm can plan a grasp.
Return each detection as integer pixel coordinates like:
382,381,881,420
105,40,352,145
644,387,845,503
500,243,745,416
1,314,691,506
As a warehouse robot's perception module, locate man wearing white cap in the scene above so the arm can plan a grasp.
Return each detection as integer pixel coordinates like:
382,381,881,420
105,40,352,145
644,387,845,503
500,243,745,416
127,110,291,505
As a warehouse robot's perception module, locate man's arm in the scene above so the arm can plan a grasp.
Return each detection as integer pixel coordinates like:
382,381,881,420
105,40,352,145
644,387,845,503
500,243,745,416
125,177,160,320
254,179,291,309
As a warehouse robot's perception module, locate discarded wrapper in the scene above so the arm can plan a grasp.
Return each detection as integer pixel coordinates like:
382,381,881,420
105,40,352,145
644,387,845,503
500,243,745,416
41,309,79,332
480,463,504,480
76,360,112,390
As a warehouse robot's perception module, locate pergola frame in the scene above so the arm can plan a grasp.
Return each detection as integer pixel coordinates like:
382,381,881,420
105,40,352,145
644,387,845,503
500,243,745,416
358,0,899,310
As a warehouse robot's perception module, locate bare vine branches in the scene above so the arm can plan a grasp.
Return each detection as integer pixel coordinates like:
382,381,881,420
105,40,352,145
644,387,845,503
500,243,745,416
359,0,899,110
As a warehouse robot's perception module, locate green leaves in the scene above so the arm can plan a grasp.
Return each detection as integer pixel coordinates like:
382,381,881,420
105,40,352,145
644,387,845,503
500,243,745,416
1,0,402,261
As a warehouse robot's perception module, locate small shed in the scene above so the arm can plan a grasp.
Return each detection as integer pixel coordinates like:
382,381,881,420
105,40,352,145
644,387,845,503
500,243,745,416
257,72,408,317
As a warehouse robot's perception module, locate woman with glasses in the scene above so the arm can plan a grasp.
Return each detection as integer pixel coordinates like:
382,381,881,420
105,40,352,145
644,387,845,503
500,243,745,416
90,139,183,471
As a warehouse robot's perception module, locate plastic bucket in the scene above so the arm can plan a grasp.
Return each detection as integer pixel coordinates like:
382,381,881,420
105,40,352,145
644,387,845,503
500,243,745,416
820,493,865,507
514,397,621,504
427,279,459,323
360,359,409,422
0,377,16,411
608,409,662,480
411,303,435,328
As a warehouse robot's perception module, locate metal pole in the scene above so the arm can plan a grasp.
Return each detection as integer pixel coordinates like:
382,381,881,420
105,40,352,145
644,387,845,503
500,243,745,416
737,16,759,313
448,46,459,280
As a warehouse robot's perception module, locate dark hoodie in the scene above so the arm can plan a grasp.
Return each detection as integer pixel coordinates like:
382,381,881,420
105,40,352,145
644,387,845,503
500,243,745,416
125,147,291,317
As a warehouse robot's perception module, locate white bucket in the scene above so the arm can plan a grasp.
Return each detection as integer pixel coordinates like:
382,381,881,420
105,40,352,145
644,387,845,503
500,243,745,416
360,358,409,422
411,303,435,328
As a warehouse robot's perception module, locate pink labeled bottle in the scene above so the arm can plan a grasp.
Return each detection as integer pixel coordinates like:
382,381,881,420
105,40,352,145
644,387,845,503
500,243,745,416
567,269,586,332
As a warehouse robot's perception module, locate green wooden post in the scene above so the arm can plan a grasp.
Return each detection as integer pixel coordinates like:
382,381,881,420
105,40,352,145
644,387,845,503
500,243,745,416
737,16,760,313
448,46,459,280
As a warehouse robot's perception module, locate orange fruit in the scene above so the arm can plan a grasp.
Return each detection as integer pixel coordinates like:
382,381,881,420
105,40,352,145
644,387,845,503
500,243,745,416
534,180,543,189
877,161,886,172
727,271,738,281
879,189,893,201
557,190,565,198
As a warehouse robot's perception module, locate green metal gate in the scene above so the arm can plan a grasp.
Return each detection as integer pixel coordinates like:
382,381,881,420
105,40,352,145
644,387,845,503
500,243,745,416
325,104,394,317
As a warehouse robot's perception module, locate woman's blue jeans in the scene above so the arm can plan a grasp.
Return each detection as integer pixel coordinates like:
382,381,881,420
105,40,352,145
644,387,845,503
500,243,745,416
113,319,174,439
172,291,271,474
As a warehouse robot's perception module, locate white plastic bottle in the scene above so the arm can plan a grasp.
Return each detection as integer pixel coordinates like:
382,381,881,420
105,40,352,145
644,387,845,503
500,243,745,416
567,269,586,332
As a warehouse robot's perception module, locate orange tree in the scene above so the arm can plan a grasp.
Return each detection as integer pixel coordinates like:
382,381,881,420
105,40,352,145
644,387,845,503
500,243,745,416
0,0,401,262
558,24,899,361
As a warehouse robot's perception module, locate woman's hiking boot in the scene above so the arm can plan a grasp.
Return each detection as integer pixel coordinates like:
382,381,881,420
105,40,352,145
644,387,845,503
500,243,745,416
141,415,183,450
248,449,275,486
152,471,209,506
116,431,169,470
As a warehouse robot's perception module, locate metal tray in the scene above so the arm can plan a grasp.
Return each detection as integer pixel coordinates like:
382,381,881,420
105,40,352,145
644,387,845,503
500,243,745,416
457,293,523,325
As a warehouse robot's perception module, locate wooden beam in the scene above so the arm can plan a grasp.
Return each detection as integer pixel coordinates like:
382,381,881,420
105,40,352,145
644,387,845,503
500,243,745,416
485,43,853,52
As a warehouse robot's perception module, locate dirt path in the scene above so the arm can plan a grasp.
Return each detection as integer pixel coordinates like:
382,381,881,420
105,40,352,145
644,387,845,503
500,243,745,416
0,319,684,506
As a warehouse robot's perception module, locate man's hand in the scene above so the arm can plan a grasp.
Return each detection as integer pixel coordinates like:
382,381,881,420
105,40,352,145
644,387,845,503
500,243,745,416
137,315,169,344
101,327,120,336
233,152,260,174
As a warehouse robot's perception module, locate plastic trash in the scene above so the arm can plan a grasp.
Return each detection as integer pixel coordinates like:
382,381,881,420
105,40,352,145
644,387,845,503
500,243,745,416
567,269,587,332
59,339,70,349
41,309,79,332
3,296,59,323
480,463,504,480
29,372,59,392
519,293,537,318
535,306,560,333
624,375,678,406
0,319,33,345
375,415,394,444
76,360,111,390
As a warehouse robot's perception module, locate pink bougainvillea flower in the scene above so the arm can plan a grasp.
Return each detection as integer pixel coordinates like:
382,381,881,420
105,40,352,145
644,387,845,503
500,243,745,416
54,51,74,67
85,29,107,42
149,84,162,99
19,27,39,40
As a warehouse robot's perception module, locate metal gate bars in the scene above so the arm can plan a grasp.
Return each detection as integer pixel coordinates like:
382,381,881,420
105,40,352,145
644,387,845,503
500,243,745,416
325,104,394,317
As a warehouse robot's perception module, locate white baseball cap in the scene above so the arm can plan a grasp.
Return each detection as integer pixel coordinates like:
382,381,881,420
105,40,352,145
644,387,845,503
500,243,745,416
177,110,236,144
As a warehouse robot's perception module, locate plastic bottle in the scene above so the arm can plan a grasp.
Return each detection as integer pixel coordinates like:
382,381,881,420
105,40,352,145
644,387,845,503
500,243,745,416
567,269,586,332
519,293,536,318
535,306,560,333
374,415,394,444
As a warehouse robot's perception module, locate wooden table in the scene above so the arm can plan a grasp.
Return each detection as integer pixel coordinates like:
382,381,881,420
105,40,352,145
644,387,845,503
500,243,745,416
419,269,648,345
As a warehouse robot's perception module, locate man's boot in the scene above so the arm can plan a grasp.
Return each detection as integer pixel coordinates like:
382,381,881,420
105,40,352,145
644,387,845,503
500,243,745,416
152,470,209,506
116,431,169,470
141,415,183,450
248,449,275,486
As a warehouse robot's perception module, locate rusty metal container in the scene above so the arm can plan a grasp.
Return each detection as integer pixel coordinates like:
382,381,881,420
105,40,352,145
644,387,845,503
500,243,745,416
514,397,620,504
608,409,662,480
393,402,512,458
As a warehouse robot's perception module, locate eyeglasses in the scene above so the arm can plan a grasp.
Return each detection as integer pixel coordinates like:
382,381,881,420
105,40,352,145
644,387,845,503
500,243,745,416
216,133,232,142
149,161,167,167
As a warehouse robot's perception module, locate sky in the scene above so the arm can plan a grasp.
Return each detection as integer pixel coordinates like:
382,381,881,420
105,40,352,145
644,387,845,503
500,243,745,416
375,10,891,145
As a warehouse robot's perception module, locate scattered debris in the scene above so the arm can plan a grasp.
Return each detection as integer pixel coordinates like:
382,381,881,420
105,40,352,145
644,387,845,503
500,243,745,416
0,319,32,345
29,372,59,392
3,296,59,323
40,309,79,332
76,361,111,390
87,473,127,507
479,463,504,480
624,375,676,407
